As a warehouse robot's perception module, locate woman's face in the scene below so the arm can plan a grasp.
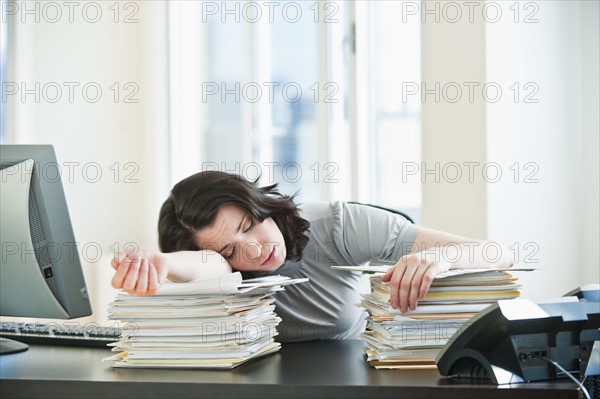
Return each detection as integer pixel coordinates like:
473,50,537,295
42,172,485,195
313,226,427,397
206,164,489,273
194,204,287,272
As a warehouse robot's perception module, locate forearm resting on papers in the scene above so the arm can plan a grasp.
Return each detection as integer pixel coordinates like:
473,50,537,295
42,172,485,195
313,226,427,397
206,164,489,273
162,250,233,283
409,227,514,270
413,241,514,270
111,249,233,295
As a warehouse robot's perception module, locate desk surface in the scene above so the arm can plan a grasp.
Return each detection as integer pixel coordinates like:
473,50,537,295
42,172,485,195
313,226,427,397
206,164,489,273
1,340,580,399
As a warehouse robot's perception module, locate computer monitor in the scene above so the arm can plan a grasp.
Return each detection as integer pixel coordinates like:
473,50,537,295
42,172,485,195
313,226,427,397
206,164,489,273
0,145,92,354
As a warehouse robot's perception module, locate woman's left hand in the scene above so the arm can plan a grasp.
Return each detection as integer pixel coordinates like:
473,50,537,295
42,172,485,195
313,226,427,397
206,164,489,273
381,254,451,313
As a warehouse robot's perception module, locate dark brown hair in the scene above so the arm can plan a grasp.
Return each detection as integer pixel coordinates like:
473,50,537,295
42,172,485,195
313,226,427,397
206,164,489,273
158,171,310,261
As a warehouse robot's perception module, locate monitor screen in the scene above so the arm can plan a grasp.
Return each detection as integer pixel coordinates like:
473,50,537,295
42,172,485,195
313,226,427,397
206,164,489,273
0,144,92,354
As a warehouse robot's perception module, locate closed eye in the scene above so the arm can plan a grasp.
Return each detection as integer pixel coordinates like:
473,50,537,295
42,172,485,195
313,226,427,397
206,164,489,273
244,219,255,233
224,216,255,260
225,245,237,260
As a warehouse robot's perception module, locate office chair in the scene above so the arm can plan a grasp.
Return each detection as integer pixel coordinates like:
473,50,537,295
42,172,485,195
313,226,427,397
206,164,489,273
346,202,415,224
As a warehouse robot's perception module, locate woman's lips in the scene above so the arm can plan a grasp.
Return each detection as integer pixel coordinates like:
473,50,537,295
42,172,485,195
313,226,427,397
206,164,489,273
261,248,275,266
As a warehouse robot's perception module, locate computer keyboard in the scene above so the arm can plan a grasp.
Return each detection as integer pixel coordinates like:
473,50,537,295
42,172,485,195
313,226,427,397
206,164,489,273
0,321,122,348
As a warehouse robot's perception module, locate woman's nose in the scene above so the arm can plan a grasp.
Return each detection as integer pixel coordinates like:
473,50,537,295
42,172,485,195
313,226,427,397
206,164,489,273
243,241,262,262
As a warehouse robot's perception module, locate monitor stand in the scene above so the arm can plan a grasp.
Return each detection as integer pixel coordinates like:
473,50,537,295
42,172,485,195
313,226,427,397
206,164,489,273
0,337,29,355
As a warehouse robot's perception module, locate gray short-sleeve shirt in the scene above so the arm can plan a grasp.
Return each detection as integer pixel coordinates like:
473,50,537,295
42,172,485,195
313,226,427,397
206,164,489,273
245,201,418,342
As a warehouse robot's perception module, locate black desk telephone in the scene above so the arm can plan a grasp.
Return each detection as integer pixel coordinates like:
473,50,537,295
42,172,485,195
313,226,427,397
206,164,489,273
436,285,600,391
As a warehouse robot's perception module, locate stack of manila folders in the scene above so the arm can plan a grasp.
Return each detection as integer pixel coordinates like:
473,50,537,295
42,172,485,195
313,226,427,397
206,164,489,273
103,272,308,369
332,265,531,369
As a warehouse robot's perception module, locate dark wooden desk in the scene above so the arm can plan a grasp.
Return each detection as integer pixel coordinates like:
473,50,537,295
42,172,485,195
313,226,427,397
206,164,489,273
0,340,580,399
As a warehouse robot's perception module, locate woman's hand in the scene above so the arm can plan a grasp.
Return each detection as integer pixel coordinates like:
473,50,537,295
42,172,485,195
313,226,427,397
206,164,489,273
381,253,451,313
110,249,169,296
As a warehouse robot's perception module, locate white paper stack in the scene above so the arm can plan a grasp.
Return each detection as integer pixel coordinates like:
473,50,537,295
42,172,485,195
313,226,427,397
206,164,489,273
333,266,529,369
103,272,308,369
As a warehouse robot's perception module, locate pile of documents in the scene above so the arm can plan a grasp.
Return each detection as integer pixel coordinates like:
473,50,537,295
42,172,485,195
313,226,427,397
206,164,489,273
103,272,307,369
332,266,525,369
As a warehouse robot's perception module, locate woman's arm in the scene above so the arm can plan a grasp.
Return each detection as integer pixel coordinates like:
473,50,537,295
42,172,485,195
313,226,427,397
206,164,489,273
409,227,514,269
382,227,514,313
111,249,232,296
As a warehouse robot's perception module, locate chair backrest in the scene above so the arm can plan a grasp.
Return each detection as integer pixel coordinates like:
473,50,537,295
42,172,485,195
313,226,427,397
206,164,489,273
346,202,415,224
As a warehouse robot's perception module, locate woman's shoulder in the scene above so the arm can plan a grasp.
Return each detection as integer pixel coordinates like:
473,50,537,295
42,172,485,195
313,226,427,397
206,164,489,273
299,201,385,220
300,201,412,240
298,201,348,222
299,201,374,238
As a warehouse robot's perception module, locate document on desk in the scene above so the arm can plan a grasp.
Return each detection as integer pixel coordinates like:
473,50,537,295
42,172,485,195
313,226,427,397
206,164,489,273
104,341,281,369
149,273,308,296
340,268,531,369
104,272,308,369
331,265,535,276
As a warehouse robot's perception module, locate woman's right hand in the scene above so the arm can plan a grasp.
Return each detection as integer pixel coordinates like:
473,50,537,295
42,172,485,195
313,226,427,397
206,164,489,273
110,249,169,296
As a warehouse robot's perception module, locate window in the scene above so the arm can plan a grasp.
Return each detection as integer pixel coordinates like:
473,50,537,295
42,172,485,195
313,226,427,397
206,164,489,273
365,1,422,220
169,1,421,218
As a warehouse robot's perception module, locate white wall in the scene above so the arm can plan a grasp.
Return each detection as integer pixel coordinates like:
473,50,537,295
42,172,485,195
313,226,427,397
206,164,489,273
7,2,170,249
4,2,170,322
421,8,487,239
486,1,599,298
421,1,599,299
580,1,600,285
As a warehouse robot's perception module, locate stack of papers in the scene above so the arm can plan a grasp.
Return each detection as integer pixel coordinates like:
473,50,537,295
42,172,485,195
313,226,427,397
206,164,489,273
333,266,528,369
103,272,308,369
